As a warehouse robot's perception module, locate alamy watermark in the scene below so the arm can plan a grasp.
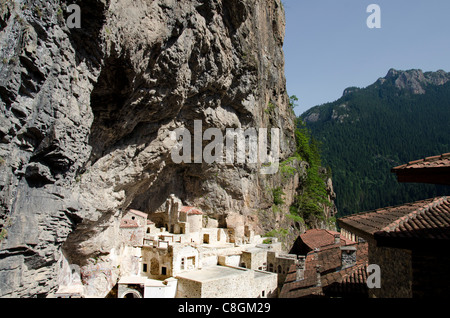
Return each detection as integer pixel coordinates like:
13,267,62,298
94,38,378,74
65,4,381,30
367,4,381,29
170,121,280,175
367,264,381,289
61,5,280,175
61,3,380,172
66,4,81,29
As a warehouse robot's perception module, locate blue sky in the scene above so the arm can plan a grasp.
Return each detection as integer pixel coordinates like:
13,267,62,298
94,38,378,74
282,0,450,116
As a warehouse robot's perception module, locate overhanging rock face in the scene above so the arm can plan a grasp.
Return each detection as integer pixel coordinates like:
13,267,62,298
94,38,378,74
0,0,300,297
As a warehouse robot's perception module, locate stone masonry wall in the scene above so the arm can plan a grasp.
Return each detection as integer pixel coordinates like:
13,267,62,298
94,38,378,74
368,243,412,298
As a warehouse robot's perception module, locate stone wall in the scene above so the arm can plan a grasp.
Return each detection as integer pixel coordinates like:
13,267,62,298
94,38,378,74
198,269,254,298
267,251,297,286
253,270,278,298
172,245,200,276
141,245,175,280
241,248,267,270
176,266,277,298
120,227,145,247
368,243,412,298
176,275,203,298
199,267,277,298
411,250,450,298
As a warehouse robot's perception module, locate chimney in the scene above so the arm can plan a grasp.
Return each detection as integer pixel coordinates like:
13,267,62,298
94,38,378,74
334,233,341,245
340,246,357,269
314,248,320,259
315,265,322,287
295,256,306,281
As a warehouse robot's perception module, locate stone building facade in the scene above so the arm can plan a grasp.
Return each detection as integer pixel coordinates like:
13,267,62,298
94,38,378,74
337,153,450,298
339,196,450,298
119,209,150,247
367,244,412,298
115,194,288,298
175,265,277,298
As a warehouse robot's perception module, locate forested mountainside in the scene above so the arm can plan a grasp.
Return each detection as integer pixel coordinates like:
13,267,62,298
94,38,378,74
301,69,450,217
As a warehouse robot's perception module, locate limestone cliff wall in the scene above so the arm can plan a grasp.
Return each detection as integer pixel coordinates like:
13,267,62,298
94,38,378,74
0,0,307,297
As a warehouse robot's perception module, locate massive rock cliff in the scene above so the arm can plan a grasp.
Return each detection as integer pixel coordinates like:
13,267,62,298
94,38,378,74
0,0,308,297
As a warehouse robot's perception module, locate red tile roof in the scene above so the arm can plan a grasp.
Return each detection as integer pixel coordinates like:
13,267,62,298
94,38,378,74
375,197,450,246
299,229,354,250
391,153,450,185
282,252,319,289
180,206,203,215
289,229,356,256
392,153,450,170
338,197,450,248
322,263,369,298
280,242,369,298
128,209,148,219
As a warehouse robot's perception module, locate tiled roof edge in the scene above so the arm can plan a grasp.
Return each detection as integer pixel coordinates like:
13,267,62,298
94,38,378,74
128,209,148,219
180,206,203,215
379,196,448,233
339,262,369,283
338,197,439,222
392,153,450,170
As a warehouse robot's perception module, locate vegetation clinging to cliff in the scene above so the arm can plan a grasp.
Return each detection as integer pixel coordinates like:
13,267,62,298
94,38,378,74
271,93,332,231
289,119,331,227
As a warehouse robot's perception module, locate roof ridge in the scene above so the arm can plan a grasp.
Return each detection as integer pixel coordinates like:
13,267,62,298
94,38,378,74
128,209,148,219
412,153,450,164
180,206,203,215
379,196,447,233
324,229,339,236
392,153,450,170
339,197,438,220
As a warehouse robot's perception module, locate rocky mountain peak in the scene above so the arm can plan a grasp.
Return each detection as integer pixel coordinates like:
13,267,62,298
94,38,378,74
342,86,361,97
303,68,450,126
383,68,450,94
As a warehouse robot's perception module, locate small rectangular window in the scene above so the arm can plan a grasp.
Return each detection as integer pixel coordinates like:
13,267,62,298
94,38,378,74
187,256,195,268
143,264,148,273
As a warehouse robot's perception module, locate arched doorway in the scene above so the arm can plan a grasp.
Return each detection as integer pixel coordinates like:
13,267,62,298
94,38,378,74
120,289,142,298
